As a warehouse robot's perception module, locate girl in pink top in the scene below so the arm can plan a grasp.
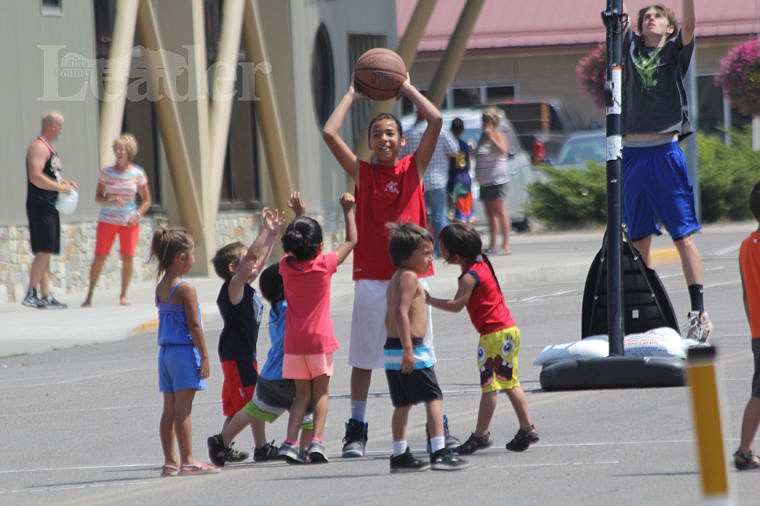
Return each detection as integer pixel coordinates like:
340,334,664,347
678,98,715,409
278,193,357,464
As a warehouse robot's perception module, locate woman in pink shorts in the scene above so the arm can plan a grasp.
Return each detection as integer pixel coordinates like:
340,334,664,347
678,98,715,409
82,133,151,306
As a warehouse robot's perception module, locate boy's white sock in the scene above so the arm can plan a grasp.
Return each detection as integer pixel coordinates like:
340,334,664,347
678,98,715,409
430,436,445,453
392,440,408,457
351,400,367,421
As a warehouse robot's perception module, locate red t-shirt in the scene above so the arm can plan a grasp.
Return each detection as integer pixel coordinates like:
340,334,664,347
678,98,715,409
463,259,516,335
353,155,431,280
279,252,340,354
740,232,760,338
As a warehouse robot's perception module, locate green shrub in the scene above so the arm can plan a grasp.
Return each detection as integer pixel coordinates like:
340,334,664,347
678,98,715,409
528,130,760,228
698,130,759,222
527,163,607,229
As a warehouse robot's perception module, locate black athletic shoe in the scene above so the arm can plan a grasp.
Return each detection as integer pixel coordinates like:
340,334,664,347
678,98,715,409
506,425,539,452
341,418,368,457
430,448,469,471
253,441,281,462
224,442,250,463
37,293,67,309
390,447,430,473
207,434,230,467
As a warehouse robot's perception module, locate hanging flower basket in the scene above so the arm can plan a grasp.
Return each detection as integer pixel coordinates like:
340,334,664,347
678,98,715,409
715,39,760,117
576,43,607,110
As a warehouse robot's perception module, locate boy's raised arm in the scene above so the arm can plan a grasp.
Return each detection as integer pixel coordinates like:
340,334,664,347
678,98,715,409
400,79,443,180
322,84,362,182
228,208,285,305
680,0,695,45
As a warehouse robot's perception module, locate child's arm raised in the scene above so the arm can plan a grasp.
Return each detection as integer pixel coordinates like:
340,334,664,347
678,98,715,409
334,192,358,265
287,191,307,217
177,283,210,378
426,271,478,313
228,207,286,305
399,78,443,180
322,83,364,182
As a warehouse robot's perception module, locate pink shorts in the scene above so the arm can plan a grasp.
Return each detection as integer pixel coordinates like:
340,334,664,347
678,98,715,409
282,353,334,380
95,221,140,256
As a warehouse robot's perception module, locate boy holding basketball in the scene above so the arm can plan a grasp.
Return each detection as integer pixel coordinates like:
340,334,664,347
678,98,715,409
322,65,449,458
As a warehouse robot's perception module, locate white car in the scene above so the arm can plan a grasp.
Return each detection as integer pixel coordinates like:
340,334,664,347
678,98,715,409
400,107,536,231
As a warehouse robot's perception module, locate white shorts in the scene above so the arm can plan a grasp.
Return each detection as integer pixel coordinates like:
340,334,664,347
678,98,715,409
348,278,435,369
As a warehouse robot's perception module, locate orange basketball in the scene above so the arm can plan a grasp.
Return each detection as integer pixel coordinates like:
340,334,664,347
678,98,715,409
354,48,407,101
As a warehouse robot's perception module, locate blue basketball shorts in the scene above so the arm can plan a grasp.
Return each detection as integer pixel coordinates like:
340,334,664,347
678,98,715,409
622,142,700,241
158,345,206,393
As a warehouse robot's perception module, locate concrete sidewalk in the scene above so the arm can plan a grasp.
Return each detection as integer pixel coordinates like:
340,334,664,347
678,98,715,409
0,228,670,357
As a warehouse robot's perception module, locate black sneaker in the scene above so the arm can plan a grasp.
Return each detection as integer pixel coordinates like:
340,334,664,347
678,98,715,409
341,418,368,458
37,293,67,309
207,434,230,467
457,432,493,455
430,448,470,471
253,441,281,462
22,289,40,308
426,414,461,452
225,442,250,463
506,425,539,452
390,447,430,473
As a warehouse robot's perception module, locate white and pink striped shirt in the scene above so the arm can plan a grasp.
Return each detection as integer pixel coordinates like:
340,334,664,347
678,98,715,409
97,165,148,226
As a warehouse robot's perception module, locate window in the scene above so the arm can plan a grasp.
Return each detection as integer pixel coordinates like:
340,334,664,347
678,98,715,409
697,74,749,137
311,24,335,126
42,0,62,16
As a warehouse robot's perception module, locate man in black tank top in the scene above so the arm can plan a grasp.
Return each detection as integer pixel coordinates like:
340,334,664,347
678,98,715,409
23,111,77,309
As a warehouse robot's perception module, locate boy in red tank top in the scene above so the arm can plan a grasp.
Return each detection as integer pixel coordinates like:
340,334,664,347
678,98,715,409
322,75,451,457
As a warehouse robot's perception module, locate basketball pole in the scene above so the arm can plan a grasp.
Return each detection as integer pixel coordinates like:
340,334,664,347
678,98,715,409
602,0,625,356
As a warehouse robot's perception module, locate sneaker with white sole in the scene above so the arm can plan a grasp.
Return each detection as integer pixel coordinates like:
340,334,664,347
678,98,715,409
253,441,281,462
341,418,368,458
685,311,713,343
430,448,469,471
22,289,41,308
307,440,328,463
37,293,67,309
279,442,310,464
224,442,250,463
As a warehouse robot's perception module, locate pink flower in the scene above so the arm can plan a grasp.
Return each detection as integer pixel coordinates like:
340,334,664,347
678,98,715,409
716,40,760,116
576,43,607,110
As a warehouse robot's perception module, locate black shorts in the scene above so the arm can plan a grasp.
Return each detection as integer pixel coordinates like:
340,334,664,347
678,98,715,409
751,339,760,398
385,366,442,408
27,202,60,254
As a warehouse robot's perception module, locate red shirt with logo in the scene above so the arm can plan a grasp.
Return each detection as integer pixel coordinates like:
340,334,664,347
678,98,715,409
464,259,516,335
353,155,431,280
740,232,760,338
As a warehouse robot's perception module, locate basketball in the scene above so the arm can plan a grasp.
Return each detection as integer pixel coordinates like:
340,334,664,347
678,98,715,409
354,48,407,101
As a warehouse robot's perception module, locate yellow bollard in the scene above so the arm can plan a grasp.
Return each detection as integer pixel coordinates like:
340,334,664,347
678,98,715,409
686,345,734,505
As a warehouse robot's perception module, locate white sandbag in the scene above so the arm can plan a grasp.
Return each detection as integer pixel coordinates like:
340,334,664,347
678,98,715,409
623,327,685,359
533,335,609,366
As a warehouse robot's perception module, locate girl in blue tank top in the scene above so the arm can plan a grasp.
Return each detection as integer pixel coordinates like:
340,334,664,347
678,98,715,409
150,227,219,476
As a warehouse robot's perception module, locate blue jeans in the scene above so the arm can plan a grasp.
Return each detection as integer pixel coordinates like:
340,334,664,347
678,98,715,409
425,187,448,256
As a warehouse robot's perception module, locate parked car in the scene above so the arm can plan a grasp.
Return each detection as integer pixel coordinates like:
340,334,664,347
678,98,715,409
552,130,606,170
495,100,587,164
400,107,537,230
